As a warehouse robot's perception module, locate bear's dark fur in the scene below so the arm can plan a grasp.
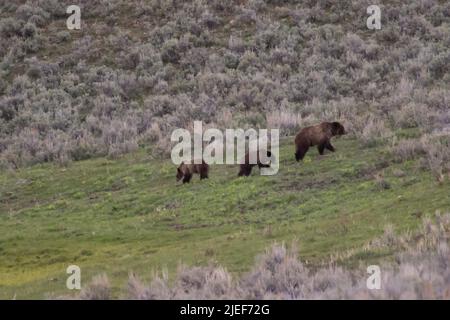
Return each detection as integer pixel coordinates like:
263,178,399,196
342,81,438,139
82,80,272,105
294,122,346,161
238,150,272,176
176,160,209,183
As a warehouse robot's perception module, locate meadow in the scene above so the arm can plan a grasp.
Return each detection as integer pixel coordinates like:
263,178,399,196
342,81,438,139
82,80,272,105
1,131,449,298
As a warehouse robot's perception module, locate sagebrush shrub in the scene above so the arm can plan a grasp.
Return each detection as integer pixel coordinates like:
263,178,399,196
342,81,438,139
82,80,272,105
1,0,450,168
391,103,429,129
266,108,305,136
79,274,111,300
390,138,426,163
358,117,392,147
422,135,450,182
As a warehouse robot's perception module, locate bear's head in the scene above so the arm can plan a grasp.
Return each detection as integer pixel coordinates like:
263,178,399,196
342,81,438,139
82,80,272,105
331,122,346,136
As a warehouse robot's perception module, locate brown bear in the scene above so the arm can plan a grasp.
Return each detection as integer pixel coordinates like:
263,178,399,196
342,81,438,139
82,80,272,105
238,150,272,176
176,160,209,183
294,121,346,161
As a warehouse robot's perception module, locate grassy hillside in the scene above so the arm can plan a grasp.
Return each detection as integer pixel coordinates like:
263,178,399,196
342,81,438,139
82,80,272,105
1,132,449,298
0,0,449,299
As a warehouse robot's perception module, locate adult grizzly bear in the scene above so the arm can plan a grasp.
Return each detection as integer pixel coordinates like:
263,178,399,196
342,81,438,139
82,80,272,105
176,160,209,183
294,121,346,161
238,150,272,176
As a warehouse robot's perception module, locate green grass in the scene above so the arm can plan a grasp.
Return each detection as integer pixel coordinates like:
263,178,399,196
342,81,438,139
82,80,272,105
1,134,449,299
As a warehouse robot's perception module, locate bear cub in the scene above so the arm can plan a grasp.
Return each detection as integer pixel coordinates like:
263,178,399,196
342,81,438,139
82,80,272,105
176,160,209,183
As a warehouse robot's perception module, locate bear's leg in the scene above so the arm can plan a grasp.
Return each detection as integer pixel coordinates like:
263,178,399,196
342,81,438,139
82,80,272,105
318,143,325,155
325,140,335,152
238,165,252,176
295,145,309,161
183,173,192,183
200,170,208,180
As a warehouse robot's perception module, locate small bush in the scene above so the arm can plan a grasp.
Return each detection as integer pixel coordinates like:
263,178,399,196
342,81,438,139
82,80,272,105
422,135,450,182
80,274,111,300
358,117,392,147
429,51,450,79
391,103,429,129
161,39,181,64
55,31,71,43
22,22,36,38
390,138,426,163
266,107,305,136
0,17,23,37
